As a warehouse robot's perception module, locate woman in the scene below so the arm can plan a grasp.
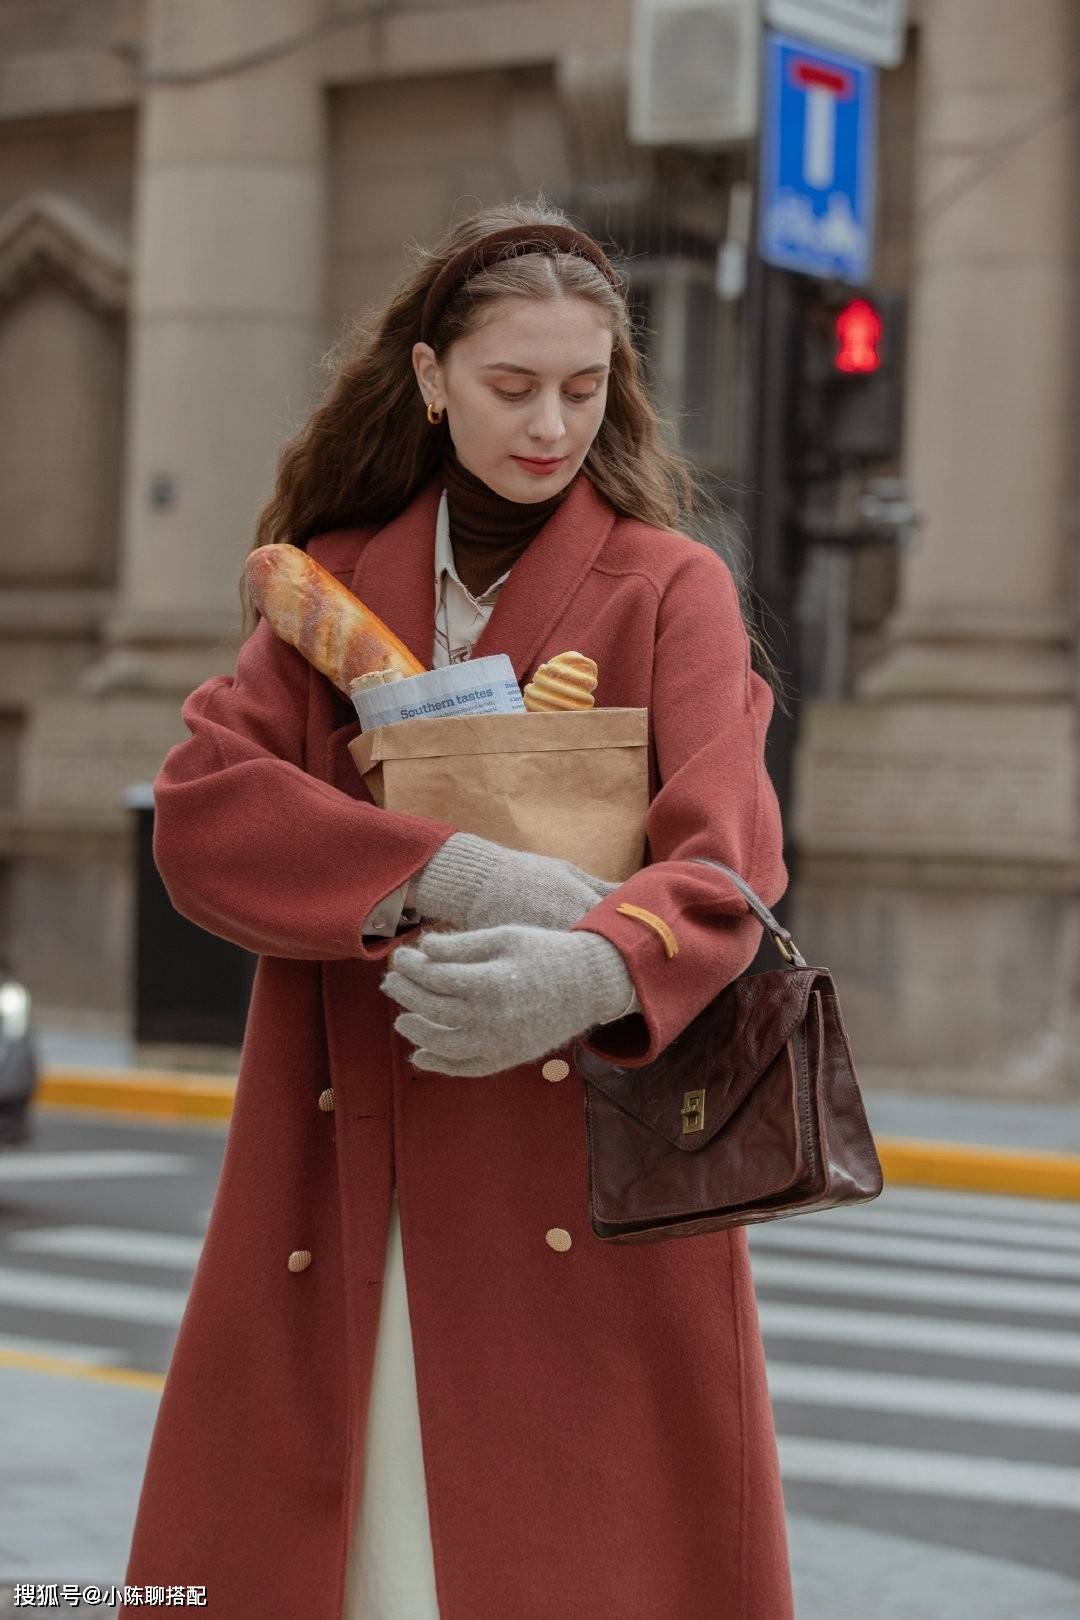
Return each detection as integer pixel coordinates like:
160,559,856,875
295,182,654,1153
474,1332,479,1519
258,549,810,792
121,199,794,1620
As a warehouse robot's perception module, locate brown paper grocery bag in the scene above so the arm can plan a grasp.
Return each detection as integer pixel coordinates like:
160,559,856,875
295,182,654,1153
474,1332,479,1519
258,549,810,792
349,707,648,881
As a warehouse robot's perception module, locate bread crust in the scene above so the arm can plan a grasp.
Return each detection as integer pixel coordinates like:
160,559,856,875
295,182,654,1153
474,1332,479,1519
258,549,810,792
246,543,426,693
523,650,598,712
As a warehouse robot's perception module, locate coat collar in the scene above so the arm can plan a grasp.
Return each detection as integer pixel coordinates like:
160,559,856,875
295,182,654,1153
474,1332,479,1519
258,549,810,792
349,467,617,683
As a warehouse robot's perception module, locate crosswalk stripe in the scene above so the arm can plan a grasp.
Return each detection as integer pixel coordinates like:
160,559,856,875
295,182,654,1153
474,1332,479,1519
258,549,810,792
749,1222,1080,1279
0,1151,195,1181
0,1266,187,1325
765,1360,1080,1430
751,1254,1080,1315
777,1435,1080,1510
775,1204,1080,1254
875,1186,1080,1227
758,1301,1080,1367
7,1226,203,1269
0,1332,124,1367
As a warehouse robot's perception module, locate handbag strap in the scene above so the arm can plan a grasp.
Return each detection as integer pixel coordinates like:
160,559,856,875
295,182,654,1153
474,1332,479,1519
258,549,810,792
686,857,808,968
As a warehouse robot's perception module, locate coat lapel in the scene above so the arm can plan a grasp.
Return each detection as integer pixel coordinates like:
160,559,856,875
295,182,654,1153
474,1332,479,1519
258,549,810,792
348,474,443,674
349,467,618,682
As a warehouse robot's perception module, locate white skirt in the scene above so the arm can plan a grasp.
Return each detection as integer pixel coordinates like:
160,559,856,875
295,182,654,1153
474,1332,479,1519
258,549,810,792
342,1187,442,1619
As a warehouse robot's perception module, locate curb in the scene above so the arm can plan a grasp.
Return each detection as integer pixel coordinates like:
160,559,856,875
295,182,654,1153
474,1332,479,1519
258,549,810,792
33,1069,1080,1202
37,1069,235,1125
874,1136,1080,1202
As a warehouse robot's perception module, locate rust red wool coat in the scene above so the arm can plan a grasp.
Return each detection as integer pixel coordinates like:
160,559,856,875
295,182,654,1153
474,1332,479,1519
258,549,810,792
121,469,795,1620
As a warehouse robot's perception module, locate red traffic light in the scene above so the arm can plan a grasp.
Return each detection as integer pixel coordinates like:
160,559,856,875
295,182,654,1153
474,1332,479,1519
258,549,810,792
833,297,882,374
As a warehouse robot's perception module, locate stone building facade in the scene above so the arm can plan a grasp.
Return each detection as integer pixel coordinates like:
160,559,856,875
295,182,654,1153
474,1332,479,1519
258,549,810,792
792,0,1080,1100
1,0,1077,1099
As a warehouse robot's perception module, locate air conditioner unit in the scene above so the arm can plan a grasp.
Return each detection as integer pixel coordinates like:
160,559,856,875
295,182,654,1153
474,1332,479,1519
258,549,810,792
629,0,759,147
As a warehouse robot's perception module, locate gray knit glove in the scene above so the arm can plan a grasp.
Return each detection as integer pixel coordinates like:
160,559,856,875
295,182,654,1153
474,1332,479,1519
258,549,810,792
411,832,618,932
381,924,634,1077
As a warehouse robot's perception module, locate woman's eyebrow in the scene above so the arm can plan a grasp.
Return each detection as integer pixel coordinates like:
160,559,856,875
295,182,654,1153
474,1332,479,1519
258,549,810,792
479,362,609,376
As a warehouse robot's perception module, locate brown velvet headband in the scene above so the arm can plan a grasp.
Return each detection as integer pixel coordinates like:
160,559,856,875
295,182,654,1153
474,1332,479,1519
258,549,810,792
418,224,621,346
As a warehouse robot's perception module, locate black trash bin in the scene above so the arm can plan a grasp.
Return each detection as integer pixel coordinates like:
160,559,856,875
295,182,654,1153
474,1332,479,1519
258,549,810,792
125,783,256,1049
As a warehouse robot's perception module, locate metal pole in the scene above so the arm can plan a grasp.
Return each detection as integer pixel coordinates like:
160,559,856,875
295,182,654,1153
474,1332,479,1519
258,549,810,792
743,205,804,894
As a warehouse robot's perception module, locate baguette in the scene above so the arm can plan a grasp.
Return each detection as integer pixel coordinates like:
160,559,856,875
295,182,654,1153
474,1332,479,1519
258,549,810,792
246,543,426,694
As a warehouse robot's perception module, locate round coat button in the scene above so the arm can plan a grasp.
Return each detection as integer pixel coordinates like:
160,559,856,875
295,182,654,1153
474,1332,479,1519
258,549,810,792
287,1249,312,1273
545,1228,572,1252
541,1059,570,1082
317,1088,335,1112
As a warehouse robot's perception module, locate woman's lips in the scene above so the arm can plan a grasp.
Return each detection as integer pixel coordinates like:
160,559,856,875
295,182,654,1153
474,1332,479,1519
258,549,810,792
512,455,567,475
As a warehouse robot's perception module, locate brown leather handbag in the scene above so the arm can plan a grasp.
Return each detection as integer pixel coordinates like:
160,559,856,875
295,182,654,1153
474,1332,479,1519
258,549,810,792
571,858,884,1243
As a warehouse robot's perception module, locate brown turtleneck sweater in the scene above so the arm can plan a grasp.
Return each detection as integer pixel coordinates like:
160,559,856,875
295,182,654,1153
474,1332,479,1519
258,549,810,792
441,447,571,599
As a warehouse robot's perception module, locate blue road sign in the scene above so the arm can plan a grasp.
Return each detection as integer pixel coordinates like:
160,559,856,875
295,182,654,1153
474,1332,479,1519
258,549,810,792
759,28,878,283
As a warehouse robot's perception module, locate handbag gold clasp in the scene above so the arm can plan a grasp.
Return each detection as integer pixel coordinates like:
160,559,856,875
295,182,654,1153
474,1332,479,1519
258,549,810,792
681,1088,706,1134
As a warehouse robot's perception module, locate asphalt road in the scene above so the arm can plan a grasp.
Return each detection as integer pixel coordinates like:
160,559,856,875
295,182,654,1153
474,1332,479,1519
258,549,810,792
1,1107,1078,1618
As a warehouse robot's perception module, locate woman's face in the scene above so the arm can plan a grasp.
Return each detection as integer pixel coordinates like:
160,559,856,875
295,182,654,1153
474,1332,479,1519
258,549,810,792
412,294,613,503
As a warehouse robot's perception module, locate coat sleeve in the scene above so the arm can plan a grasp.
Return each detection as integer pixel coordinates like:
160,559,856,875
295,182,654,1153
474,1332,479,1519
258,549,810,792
152,614,456,962
570,544,788,1065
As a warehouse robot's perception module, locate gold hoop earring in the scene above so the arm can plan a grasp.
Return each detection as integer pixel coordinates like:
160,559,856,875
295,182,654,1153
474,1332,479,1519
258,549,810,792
426,400,445,426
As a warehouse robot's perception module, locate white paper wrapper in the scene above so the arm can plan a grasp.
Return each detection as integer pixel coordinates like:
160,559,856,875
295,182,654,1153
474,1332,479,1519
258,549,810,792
349,654,526,731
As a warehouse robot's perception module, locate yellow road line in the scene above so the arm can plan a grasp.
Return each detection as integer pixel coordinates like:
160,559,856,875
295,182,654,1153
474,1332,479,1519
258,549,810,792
0,1344,164,1390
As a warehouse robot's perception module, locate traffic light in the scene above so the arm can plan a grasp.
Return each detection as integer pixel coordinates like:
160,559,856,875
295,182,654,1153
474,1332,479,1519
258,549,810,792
794,283,905,474
832,297,882,374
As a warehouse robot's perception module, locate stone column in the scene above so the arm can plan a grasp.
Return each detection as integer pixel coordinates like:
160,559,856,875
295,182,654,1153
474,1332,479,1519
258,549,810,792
89,0,327,693
860,0,1078,705
792,0,1080,1099
17,1,328,1029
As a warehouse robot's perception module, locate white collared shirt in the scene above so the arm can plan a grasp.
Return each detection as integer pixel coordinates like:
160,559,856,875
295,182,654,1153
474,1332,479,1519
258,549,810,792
431,485,513,667
361,488,639,1018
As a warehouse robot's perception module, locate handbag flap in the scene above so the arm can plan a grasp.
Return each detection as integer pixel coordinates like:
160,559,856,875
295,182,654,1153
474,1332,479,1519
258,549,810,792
574,967,824,1152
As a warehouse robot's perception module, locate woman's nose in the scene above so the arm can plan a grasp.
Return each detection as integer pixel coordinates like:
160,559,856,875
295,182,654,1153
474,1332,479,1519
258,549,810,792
528,393,565,444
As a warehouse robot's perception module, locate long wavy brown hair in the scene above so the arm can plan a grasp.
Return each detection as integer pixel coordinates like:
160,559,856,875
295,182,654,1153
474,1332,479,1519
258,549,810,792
241,195,789,708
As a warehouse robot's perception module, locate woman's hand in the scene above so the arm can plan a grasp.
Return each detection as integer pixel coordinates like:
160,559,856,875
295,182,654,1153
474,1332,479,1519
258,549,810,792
380,923,634,1077
410,832,618,932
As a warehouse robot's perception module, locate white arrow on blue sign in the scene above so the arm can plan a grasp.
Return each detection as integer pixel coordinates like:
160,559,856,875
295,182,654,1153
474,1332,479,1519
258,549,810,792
759,29,878,284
